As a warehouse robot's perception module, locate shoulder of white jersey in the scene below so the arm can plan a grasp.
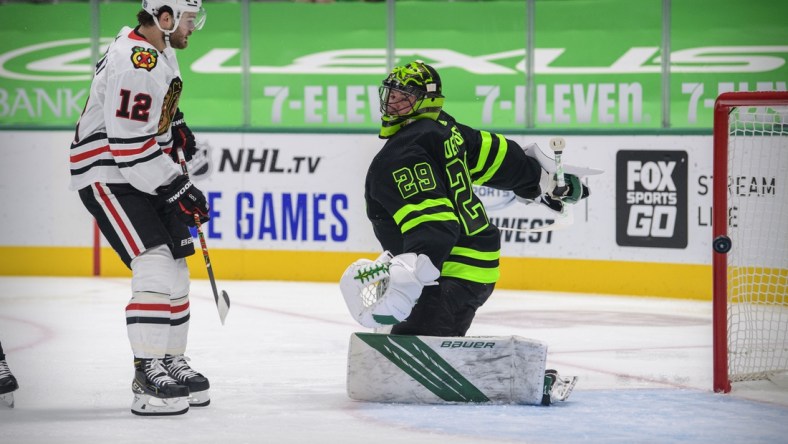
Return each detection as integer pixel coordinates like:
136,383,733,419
109,27,166,76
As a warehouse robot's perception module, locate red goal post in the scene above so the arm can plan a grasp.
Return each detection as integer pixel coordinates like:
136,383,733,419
712,91,788,393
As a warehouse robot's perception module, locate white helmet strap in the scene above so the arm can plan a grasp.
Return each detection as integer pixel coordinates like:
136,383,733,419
151,8,180,38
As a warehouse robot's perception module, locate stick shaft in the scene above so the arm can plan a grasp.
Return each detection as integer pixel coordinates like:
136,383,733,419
176,147,228,324
549,137,566,187
554,151,566,187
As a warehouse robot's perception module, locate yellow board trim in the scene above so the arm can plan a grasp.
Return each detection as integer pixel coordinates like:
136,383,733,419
0,247,712,300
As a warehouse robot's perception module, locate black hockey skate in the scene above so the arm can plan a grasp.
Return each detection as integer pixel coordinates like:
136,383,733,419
131,358,190,416
541,369,578,406
164,354,210,407
0,358,19,408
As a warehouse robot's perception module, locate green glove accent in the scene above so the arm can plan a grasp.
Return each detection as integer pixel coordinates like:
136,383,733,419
562,174,583,204
548,173,589,204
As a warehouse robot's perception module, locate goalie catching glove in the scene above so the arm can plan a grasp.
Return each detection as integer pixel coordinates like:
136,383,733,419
340,252,440,328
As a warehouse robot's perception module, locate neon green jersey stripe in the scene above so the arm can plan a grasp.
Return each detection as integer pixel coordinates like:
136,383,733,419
400,212,459,233
392,198,454,225
449,246,500,261
442,261,500,284
469,131,492,176
473,134,508,186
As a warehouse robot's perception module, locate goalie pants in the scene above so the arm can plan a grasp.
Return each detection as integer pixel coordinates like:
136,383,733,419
391,277,494,337
78,182,195,268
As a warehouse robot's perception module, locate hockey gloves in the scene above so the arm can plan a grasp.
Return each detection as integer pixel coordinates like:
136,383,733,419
170,109,197,162
158,175,210,227
340,252,440,328
541,173,589,213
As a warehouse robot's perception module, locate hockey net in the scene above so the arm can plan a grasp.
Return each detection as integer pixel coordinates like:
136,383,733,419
712,91,788,393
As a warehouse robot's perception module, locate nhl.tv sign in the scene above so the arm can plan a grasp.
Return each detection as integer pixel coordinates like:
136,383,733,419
616,150,687,248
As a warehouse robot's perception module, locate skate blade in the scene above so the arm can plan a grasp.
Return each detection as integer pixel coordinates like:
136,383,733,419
0,392,14,408
552,376,578,402
188,389,211,407
131,393,189,416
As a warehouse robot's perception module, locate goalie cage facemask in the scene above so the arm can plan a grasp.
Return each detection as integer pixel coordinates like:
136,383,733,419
379,61,445,139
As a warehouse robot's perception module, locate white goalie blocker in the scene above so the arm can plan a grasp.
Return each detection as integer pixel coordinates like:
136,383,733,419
347,333,549,405
522,141,604,185
487,140,602,235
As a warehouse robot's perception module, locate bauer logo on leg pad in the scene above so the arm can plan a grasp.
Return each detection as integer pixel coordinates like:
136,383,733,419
440,340,496,348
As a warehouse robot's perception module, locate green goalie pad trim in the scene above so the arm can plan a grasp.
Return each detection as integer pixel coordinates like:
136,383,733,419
356,333,490,403
372,314,399,325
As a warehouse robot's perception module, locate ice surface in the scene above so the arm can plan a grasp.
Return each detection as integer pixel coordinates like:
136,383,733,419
0,277,786,443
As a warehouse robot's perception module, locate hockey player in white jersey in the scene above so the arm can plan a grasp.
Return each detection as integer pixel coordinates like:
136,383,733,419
70,0,210,416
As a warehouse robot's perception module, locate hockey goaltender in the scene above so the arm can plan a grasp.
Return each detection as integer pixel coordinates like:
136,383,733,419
339,61,585,406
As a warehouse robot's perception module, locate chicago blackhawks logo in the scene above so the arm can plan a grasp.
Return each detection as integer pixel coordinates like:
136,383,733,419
130,46,158,71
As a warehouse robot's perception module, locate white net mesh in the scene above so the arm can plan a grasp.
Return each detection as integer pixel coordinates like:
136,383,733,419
360,278,388,308
353,261,390,309
727,103,788,382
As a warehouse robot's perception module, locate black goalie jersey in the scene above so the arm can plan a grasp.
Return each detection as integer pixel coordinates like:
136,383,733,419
69,26,184,194
365,111,543,284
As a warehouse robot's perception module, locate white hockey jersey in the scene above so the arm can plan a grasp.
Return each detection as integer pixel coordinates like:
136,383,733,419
69,26,184,194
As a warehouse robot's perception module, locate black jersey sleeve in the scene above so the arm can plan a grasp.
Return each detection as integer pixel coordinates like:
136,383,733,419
451,117,543,200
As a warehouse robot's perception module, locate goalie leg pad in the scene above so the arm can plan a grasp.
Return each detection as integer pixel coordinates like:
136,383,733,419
347,333,547,405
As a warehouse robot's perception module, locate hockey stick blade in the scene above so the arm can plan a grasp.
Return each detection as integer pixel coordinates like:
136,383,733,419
217,290,230,325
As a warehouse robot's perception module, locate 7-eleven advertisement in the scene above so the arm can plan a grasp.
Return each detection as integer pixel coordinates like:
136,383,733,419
0,0,786,130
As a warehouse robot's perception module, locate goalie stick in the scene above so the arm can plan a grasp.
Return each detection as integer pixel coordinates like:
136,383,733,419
176,147,231,325
498,137,575,234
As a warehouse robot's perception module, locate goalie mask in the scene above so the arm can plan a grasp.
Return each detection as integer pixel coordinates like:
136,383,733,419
379,61,445,139
142,0,206,35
